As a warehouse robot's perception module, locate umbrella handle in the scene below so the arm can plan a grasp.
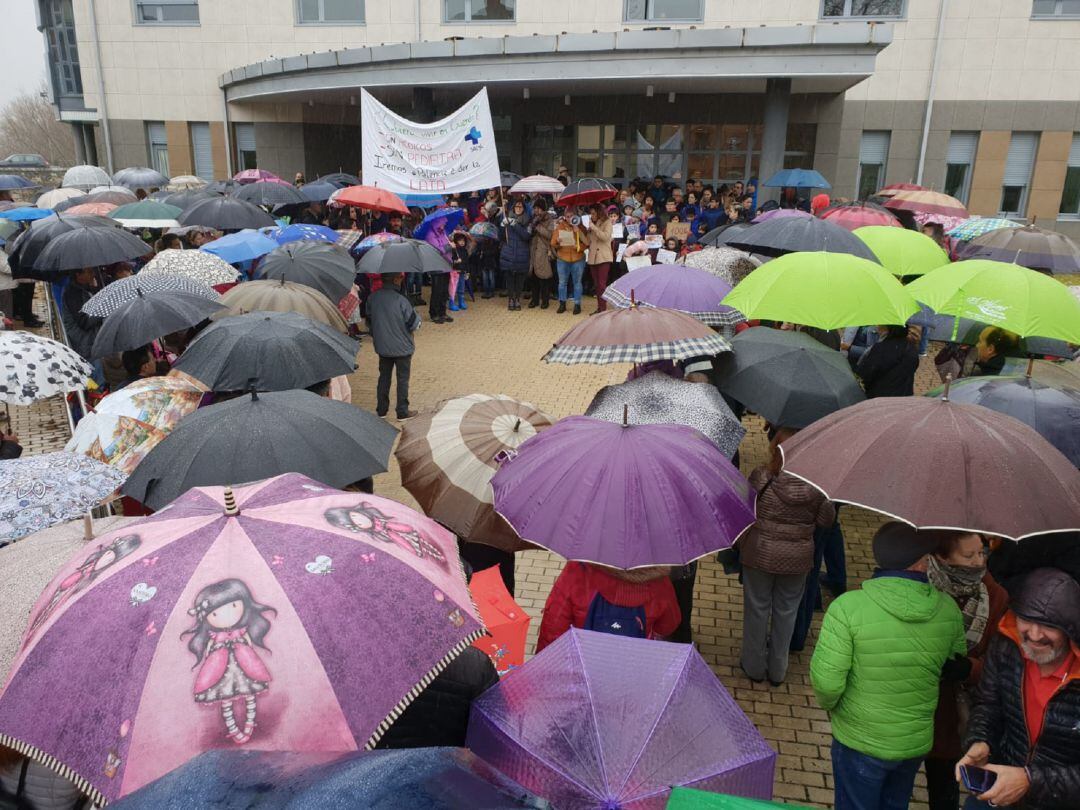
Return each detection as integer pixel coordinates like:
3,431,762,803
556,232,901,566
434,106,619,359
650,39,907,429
623,404,629,426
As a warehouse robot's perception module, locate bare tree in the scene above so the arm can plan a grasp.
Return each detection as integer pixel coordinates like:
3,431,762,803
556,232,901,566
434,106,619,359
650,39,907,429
0,82,77,166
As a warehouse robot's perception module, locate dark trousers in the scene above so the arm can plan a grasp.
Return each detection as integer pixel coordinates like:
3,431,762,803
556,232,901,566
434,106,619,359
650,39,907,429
925,757,961,810
376,354,411,418
529,275,552,305
831,738,922,810
791,506,847,652
669,562,697,643
458,541,515,596
506,271,526,300
589,262,611,312
429,273,449,320
12,282,35,319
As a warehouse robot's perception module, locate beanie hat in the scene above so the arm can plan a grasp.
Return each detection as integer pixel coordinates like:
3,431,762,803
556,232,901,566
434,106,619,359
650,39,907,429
872,521,945,570
811,193,831,215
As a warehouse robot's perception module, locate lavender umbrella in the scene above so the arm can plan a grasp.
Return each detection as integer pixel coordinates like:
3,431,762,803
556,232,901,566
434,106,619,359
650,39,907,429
602,264,745,332
490,416,755,569
467,629,777,809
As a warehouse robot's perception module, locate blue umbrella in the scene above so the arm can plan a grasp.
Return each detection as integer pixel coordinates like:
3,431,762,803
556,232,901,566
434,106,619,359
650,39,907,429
412,207,465,240
0,175,39,190
267,223,339,245
401,193,446,208
299,181,338,202
0,207,53,222
200,229,278,264
761,168,831,189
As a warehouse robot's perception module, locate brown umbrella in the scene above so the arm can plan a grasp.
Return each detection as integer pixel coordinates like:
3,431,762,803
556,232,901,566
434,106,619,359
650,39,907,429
542,305,730,365
217,279,347,333
958,224,1080,275
779,394,1080,540
396,394,554,553
883,189,968,219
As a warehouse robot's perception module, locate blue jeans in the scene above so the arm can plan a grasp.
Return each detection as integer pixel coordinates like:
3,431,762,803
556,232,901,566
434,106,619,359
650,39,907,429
831,739,922,810
405,272,422,296
482,268,496,295
557,258,585,304
918,323,932,355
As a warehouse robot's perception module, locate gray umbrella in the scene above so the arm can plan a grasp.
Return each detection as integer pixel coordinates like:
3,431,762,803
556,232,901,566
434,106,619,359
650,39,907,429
585,371,746,460
699,221,752,248
50,193,90,212
33,226,151,274
162,189,218,210
255,241,355,301
8,214,120,276
715,326,866,429
113,167,169,191
726,216,880,261
177,196,275,230
173,310,359,391
84,190,139,206
121,390,398,509
90,289,224,358
233,180,308,207
81,273,220,317
357,239,450,275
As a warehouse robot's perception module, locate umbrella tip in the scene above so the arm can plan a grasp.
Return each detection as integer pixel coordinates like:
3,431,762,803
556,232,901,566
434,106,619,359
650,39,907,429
223,486,239,516
1026,357,1034,379
513,418,521,432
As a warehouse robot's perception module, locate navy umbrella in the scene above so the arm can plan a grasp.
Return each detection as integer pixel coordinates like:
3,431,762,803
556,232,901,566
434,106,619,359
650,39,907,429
233,180,308,207
90,289,224,358
358,239,451,275
315,171,360,188
726,216,880,261
178,195,276,230
0,175,39,191
413,207,466,240
32,225,150,274
255,241,355,301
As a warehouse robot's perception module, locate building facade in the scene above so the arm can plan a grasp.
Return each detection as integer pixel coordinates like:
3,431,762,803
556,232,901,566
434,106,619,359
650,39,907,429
36,0,1080,234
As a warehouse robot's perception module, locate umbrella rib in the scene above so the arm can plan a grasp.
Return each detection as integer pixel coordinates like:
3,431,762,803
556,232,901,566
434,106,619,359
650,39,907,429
575,632,614,800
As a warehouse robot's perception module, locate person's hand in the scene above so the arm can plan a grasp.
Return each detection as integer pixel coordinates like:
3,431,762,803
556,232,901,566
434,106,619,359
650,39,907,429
977,764,1030,805
955,742,991,781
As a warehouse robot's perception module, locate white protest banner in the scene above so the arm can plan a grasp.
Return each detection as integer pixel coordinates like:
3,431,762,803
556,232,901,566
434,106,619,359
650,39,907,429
656,249,678,265
361,88,502,194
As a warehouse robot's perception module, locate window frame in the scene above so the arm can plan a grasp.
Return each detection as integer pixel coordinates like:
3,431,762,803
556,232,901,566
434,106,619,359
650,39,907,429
295,0,366,25
1031,0,1080,19
820,0,906,20
132,0,200,26
145,121,169,177
442,0,516,23
623,0,705,23
234,123,257,172
998,131,1039,219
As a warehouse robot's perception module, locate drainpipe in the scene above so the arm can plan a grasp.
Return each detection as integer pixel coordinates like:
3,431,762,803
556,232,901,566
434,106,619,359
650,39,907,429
221,89,234,178
86,0,115,173
915,0,949,185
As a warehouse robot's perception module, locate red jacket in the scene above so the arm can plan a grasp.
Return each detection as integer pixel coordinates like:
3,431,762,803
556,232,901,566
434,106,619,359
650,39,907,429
536,562,681,652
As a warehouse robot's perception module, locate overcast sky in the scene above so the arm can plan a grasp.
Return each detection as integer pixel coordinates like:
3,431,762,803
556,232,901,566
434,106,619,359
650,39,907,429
0,1,48,108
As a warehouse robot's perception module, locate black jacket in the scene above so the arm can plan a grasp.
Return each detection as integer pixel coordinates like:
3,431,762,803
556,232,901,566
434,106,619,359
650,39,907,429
374,647,498,749
60,281,103,360
856,335,919,398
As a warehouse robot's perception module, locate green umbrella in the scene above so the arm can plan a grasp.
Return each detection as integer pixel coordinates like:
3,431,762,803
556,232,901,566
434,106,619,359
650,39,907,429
854,225,949,277
666,788,808,809
108,200,182,227
904,259,1080,343
720,251,919,330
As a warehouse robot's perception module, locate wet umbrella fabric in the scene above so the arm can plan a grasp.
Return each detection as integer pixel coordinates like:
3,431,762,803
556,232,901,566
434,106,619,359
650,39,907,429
0,208,53,222
602,264,744,330
139,249,239,287
680,246,758,285
500,171,522,187
883,189,968,218
819,201,900,232
0,175,38,190
853,226,950,277
113,167,169,191
178,196,276,231
726,216,880,261
63,202,117,218
314,172,360,188
32,226,150,273
490,416,755,569
233,168,281,184
911,310,1073,358
82,273,219,317
751,209,811,225
714,327,865,429
84,190,138,206
200,229,278,264
166,175,208,191
698,221,752,248
266,223,339,245
413,208,466,241
233,181,307,208
109,201,183,228
173,311,358,392
35,188,85,209
6,214,119,276
667,789,800,809
332,185,409,214
946,218,1019,242
217,280,348,333
90,290,224,359
779,397,1080,540
298,182,339,203
557,178,617,208
761,168,830,189
508,175,565,195
162,189,217,210
358,239,451,275
0,473,481,805
957,224,1080,274
586,371,746,459
256,241,354,302
469,221,499,240
62,165,111,190
467,629,777,808
0,332,92,405
352,231,405,257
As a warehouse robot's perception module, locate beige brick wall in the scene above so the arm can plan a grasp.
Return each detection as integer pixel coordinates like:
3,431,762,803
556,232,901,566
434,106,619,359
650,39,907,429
1028,131,1072,224
164,121,193,178
967,131,1010,216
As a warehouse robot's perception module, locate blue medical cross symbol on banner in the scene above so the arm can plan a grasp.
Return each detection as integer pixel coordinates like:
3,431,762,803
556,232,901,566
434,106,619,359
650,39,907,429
465,127,482,145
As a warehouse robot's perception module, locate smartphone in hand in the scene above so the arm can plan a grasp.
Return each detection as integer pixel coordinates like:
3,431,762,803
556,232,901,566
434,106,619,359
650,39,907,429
960,765,998,794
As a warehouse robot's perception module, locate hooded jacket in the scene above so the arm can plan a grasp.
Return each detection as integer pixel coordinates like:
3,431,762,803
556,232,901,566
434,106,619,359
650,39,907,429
738,467,835,575
810,573,967,760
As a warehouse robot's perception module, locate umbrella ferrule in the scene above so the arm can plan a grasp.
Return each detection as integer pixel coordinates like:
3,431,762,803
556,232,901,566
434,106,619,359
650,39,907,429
223,486,239,516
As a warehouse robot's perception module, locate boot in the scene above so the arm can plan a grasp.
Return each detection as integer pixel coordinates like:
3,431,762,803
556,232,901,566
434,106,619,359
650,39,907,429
540,299,550,309
556,301,566,314
573,303,582,315
528,296,539,308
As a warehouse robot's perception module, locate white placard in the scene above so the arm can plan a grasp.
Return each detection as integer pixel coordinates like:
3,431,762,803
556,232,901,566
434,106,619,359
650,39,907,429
580,214,591,230
361,88,502,194
625,255,653,270
644,234,664,249
616,243,628,262
611,223,625,239
656,248,678,265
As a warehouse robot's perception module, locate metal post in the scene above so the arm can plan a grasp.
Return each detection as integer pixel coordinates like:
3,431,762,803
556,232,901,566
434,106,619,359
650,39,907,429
86,0,115,174
916,0,949,186
44,281,59,342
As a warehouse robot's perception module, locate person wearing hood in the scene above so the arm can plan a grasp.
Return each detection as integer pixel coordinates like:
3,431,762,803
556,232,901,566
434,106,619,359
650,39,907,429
811,522,966,810
957,567,1080,809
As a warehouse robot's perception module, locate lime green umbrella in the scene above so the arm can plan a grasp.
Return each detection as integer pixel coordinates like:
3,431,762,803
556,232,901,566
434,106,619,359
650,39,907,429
667,788,809,809
854,225,949,277
904,259,1080,343
721,251,919,330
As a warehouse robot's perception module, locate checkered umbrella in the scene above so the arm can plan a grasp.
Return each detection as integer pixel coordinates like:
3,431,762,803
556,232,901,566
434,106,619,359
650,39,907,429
81,273,220,317
334,230,364,251
602,264,745,332
0,332,92,406
140,249,239,287
543,306,730,365
946,217,1020,242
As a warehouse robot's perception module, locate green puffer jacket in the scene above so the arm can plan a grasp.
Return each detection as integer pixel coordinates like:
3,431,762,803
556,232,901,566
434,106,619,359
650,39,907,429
810,573,966,761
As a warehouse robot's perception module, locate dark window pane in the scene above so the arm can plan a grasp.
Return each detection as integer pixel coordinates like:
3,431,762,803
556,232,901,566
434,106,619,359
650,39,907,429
944,163,968,200
469,0,514,20
1000,185,1024,214
576,153,600,176
1060,166,1080,214
858,164,882,199
822,0,848,15
786,123,817,155
852,0,903,15
322,0,364,21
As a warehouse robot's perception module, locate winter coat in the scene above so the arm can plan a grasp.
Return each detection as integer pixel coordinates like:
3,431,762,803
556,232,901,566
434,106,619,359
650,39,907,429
739,467,835,576
498,215,531,274
550,220,588,263
856,335,919,398
810,572,967,760
536,562,681,652
61,281,102,360
365,285,420,358
528,213,556,279
586,217,613,265
0,755,86,809
373,646,498,749
965,568,1080,809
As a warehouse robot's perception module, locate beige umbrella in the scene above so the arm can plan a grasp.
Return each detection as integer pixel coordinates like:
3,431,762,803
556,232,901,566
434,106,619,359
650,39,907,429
396,394,554,553
166,174,208,191
217,279,348,333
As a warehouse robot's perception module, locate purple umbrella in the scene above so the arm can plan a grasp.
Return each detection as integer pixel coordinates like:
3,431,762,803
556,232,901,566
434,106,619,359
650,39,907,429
467,628,777,809
602,263,745,330
412,207,465,241
751,208,811,224
490,417,756,569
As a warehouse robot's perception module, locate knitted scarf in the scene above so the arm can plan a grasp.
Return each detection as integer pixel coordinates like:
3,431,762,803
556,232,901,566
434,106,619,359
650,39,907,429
928,556,990,651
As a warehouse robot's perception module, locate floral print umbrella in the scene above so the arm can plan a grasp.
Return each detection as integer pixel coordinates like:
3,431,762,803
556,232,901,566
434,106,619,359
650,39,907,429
0,452,125,545
0,332,92,406
140,249,240,287
0,473,482,805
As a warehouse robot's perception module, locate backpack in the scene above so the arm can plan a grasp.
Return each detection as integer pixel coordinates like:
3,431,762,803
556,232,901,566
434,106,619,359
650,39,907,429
584,592,647,639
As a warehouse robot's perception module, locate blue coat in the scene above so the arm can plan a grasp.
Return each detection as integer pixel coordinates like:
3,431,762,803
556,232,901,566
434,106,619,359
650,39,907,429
498,216,531,273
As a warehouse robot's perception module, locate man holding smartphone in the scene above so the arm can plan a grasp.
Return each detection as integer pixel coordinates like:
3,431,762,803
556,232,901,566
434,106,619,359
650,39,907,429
957,567,1080,808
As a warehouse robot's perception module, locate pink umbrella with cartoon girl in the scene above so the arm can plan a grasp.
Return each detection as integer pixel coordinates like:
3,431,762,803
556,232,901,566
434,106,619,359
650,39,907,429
0,473,482,806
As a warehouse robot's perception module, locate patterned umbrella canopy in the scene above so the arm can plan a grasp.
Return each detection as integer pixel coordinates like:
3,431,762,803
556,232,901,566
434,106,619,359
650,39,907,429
352,231,405,257
0,473,481,805
113,167,169,191
166,175,208,191
603,264,744,331
679,246,759,285
66,376,205,474
883,189,968,218
396,394,554,553
266,223,339,246
0,452,125,545
0,332,92,405
957,224,1080,274
62,165,112,191
217,279,348,333
82,273,220,317
469,221,499,240
36,188,85,209
875,182,927,198
140,249,240,287
233,181,307,207
946,217,1020,242
508,175,564,195
232,168,281,184
586,371,746,459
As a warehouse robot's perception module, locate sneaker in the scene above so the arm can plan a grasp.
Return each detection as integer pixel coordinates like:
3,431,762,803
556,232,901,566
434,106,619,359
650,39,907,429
556,301,567,314
397,410,419,420
458,300,467,310
573,303,582,315
376,411,388,418
508,299,515,311
448,301,459,312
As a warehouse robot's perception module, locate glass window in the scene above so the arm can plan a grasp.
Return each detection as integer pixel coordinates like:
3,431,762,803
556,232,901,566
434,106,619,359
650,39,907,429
717,153,746,184
234,123,257,171
146,122,169,176
1059,134,1080,217
43,0,82,97
1033,0,1080,16
576,153,600,177
578,126,602,151
943,131,978,204
822,0,904,18
135,0,199,24
605,126,630,151
444,0,515,22
857,130,891,199
1000,131,1038,217
625,0,704,21
298,0,364,23
688,125,718,152
944,164,970,202
687,153,714,182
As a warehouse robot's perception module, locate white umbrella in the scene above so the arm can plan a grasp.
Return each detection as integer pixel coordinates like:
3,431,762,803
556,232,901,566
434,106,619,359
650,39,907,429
167,174,208,191
0,332,92,405
89,185,137,197
36,187,85,209
61,165,112,191
508,174,566,195
140,248,239,286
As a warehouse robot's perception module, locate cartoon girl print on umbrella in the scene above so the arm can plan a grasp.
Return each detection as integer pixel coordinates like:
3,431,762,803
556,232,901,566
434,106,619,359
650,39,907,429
182,578,276,745
324,502,448,569
24,534,142,645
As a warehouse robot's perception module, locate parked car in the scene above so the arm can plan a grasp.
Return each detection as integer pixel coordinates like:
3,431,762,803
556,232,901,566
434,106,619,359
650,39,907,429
0,154,49,168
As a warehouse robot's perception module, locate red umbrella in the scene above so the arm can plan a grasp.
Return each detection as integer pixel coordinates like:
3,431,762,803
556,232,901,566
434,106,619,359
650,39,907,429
818,201,901,231
332,185,409,214
469,565,530,676
875,182,927,198
883,189,968,218
557,178,616,208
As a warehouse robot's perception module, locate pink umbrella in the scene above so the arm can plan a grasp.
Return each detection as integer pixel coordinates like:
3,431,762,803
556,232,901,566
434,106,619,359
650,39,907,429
0,473,482,805
65,202,118,217
818,201,900,232
233,169,282,185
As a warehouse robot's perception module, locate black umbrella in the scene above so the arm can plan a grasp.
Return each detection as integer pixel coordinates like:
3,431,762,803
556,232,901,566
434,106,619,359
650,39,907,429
8,214,120,277
957,224,1080,275
299,181,337,202
206,179,240,195
113,166,169,190
233,180,308,207
177,196,275,230
500,170,522,187
32,226,150,274
172,310,359,391
715,326,865,429
699,221,752,248
121,389,398,509
357,239,450,275
162,189,218,210
726,216,880,261
255,241,355,301
90,289,224,358
315,172,360,188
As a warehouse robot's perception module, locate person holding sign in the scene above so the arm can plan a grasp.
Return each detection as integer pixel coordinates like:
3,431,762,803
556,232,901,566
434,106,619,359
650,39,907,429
550,212,589,315
586,204,614,314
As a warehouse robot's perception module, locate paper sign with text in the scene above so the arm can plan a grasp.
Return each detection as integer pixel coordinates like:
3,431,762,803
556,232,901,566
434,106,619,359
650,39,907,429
625,255,653,270
656,249,678,265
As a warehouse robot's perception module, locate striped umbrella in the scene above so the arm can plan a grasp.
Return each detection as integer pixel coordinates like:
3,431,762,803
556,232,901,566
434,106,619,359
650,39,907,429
883,189,968,218
508,175,565,195
947,217,1020,241
957,224,1080,275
